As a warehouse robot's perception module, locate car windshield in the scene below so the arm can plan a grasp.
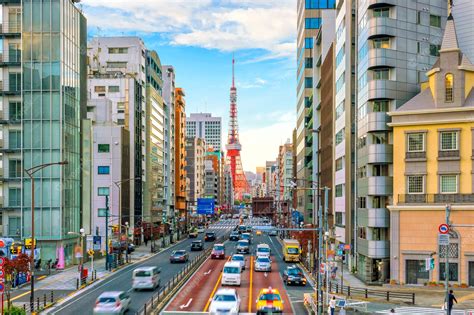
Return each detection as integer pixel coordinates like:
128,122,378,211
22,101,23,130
242,234,250,239
223,266,240,274
259,293,281,301
214,294,237,302
134,270,151,277
287,247,299,254
287,268,301,275
206,233,214,236
238,241,248,246
257,257,270,263
98,297,117,304
214,245,224,251
257,247,270,253
175,250,186,255
232,256,244,261
239,226,246,230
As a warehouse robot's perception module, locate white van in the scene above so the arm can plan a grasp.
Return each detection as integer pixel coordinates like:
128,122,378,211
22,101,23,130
256,243,271,258
132,266,160,290
221,261,242,286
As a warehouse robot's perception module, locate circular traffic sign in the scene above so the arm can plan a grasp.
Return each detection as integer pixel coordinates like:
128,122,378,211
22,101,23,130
0,257,4,266
0,240,5,248
439,224,450,234
0,283,4,292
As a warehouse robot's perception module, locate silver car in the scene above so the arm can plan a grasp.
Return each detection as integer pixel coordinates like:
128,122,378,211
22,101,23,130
231,254,246,270
236,240,250,254
254,256,272,272
93,291,131,314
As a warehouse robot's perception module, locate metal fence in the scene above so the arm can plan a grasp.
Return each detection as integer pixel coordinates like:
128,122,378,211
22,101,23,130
136,232,230,315
328,282,416,304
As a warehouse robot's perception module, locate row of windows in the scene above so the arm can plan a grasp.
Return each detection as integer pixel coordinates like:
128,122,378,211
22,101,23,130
94,86,120,93
335,44,345,68
406,131,458,152
407,175,458,194
335,101,344,120
335,72,345,93
305,0,336,9
305,18,321,29
305,38,314,49
108,47,128,54
335,128,345,146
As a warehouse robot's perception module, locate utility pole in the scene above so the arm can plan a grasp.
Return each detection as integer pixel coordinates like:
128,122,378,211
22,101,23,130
317,187,323,315
445,204,451,315
105,195,110,271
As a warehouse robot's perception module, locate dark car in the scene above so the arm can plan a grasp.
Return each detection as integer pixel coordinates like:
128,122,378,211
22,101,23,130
240,232,252,244
205,232,216,242
169,250,189,263
229,232,240,241
211,244,225,259
190,240,204,251
283,265,307,286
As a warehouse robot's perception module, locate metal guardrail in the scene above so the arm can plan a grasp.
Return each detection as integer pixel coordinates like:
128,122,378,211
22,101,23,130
328,281,416,304
136,232,230,315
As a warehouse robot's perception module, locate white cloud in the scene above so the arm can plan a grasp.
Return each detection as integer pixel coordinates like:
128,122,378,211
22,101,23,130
81,0,296,60
237,77,267,89
239,111,295,171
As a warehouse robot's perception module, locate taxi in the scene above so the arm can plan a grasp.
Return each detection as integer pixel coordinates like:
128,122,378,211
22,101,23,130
255,287,283,314
256,230,262,236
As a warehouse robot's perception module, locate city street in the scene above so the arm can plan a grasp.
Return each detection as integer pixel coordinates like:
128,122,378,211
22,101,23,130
42,221,236,314
164,225,313,314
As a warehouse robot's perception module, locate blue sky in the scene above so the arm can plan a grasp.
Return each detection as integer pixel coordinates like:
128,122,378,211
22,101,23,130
82,0,296,171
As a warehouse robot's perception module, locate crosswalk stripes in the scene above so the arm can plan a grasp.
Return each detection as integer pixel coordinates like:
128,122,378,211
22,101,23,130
376,307,473,314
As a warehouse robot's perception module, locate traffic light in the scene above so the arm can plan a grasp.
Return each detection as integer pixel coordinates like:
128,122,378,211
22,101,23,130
430,257,435,270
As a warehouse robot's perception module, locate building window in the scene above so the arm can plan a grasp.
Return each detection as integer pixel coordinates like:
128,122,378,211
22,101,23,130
440,131,458,151
335,101,345,120
417,11,422,25
98,144,110,153
407,133,424,152
358,41,368,60
440,175,458,194
430,44,441,57
358,197,366,208
305,57,313,68
335,128,345,145
335,212,344,227
430,14,441,28
445,73,454,102
305,0,336,9
108,47,128,54
335,184,344,197
305,77,313,89
305,97,312,108
9,160,21,178
336,72,345,93
336,21,345,41
108,86,120,93
407,175,424,194
98,187,110,196
335,157,344,171
373,68,389,80
9,130,21,149
373,38,390,49
357,166,367,178
336,45,345,68
371,100,389,112
305,17,321,29
9,102,21,121
8,188,21,207
373,7,390,18
439,263,458,281
98,166,110,175
94,86,106,93
305,38,314,49
107,61,127,68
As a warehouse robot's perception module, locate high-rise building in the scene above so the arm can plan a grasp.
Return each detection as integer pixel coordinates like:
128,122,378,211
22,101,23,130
452,0,474,62
277,141,294,202
175,88,187,230
355,1,447,283
388,14,474,285
144,50,165,226
185,137,206,205
88,37,147,228
0,0,87,263
265,161,277,197
296,0,336,222
186,113,222,151
204,157,218,200
162,66,176,227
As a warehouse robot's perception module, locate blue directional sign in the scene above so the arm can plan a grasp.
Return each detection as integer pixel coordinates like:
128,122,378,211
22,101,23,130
197,198,215,215
0,283,4,292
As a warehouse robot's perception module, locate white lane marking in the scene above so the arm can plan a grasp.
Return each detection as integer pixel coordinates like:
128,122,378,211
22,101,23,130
204,269,212,275
264,272,268,278
179,298,193,309
268,235,283,260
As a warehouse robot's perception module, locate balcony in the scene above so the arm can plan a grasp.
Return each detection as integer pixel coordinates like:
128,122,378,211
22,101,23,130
359,144,393,165
357,238,389,258
368,17,397,39
358,176,393,196
368,48,397,70
0,22,21,36
438,150,460,160
0,81,20,96
368,0,396,8
358,208,389,228
398,194,474,204
367,79,397,100
367,112,390,132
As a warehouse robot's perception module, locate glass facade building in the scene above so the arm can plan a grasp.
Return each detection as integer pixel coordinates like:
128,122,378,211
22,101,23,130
0,0,86,264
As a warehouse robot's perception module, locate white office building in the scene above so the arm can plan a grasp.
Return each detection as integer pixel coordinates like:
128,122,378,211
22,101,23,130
186,113,222,151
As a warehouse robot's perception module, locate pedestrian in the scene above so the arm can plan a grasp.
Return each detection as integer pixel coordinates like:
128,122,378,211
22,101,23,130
144,238,148,247
447,290,458,315
329,295,336,315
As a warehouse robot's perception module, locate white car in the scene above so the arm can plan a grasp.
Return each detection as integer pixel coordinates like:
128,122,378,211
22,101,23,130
231,254,246,270
93,291,131,314
256,244,271,258
254,256,272,272
209,288,240,315
197,227,205,233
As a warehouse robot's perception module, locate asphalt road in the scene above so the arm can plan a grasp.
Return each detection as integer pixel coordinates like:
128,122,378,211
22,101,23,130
47,220,236,315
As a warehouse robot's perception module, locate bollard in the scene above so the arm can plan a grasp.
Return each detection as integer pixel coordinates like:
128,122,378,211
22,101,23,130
365,288,368,299
347,286,351,297
37,296,40,310
51,291,54,303
44,294,47,307
23,304,26,311
412,292,415,305
386,291,389,301
151,295,154,308
30,301,34,312
144,302,147,315
76,278,79,289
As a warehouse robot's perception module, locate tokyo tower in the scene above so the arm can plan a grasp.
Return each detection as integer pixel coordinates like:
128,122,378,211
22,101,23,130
226,57,250,201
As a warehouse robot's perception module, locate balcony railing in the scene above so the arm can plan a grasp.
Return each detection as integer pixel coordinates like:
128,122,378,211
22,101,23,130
438,150,460,158
0,22,21,35
406,151,426,160
398,194,474,204
0,81,21,94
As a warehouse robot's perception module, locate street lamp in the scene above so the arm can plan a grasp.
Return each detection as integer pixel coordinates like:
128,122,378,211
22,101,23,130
24,160,68,311
68,228,85,284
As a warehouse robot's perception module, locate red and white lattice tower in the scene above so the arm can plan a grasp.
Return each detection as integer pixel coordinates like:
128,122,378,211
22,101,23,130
226,57,250,201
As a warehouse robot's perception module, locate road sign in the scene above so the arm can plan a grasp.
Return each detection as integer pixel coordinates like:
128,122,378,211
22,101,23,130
438,224,449,234
197,198,215,215
338,244,345,250
337,250,343,256
344,244,351,251
0,283,4,292
327,250,335,261
75,245,83,258
438,234,450,246
93,236,101,251
0,240,4,248
88,249,94,257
